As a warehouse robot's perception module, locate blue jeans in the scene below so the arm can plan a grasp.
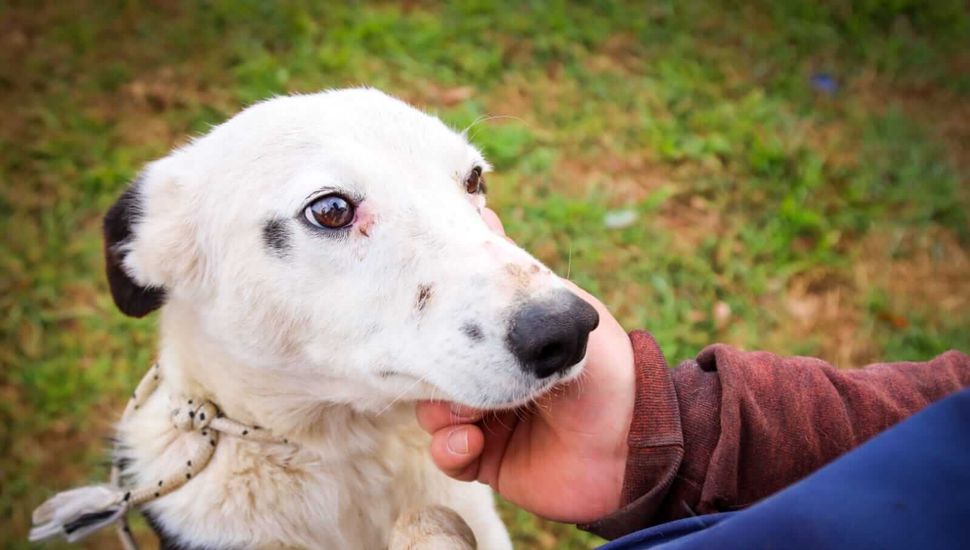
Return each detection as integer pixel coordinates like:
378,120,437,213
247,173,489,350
599,388,970,550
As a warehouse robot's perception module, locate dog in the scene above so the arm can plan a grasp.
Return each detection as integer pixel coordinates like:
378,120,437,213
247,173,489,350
91,88,598,548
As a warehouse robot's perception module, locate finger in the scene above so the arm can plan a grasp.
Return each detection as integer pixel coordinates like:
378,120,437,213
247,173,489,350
416,401,485,433
450,459,483,482
476,410,520,487
429,425,485,480
482,208,507,237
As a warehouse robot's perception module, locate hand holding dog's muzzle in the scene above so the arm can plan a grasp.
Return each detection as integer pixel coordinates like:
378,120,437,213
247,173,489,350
417,209,637,524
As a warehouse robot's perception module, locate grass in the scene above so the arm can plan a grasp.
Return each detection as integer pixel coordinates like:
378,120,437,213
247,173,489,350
1,1,967,548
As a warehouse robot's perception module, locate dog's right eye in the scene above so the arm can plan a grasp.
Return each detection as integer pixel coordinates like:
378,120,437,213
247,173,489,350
304,194,355,229
465,166,485,194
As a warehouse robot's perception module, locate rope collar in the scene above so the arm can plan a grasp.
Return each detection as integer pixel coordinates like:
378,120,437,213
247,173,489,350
30,363,297,548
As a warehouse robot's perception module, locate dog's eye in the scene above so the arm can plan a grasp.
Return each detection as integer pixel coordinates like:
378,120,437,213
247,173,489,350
304,194,355,229
465,166,486,194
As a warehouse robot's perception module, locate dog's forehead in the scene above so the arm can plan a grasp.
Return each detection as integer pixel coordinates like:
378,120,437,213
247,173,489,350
319,90,466,149
227,89,478,166
173,88,488,219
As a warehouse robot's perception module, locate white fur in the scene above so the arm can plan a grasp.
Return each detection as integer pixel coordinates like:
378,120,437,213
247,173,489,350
115,88,583,548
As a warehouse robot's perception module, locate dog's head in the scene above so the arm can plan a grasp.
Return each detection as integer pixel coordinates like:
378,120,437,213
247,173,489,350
104,89,597,410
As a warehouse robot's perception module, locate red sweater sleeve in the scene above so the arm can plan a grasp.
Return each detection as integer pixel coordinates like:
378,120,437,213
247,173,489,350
581,331,970,540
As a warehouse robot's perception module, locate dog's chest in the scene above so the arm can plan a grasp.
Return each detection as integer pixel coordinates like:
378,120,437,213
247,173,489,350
118,393,431,548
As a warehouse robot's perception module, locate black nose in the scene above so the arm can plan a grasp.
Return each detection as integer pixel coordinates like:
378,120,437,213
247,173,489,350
507,290,600,379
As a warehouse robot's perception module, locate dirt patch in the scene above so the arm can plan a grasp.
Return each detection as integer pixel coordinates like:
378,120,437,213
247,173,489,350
776,227,968,368
400,82,476,109
486,71,581,129
584,32,643,75
855,227,969,316
105,63,237,148
850,66,970,176
656,192,725,252
556,151,673,205
0,4,237,157
781,270,872,368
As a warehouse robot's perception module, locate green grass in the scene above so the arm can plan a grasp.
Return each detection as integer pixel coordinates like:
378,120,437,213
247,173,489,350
1,1,968,548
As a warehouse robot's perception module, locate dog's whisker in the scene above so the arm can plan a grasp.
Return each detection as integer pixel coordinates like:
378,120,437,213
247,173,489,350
494,410,515,432
376,373,432,417
463,114,531,143
461,113,492,136
579,368,591,396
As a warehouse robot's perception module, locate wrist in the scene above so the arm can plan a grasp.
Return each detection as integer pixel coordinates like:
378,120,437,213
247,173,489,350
577,331,685,538
617,330,683,506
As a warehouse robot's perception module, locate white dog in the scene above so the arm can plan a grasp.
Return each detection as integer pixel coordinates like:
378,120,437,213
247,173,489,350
64,88,599,548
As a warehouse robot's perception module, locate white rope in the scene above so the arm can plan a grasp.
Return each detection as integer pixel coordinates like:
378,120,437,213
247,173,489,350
30,363,297,548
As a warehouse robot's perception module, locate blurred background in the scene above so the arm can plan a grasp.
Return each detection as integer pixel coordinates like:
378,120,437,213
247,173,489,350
1,1,967,548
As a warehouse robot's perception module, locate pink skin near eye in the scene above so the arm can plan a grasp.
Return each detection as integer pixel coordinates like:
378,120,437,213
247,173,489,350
355,201,374,236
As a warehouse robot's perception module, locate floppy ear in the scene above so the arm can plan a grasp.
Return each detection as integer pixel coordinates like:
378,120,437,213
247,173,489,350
103,176,167,317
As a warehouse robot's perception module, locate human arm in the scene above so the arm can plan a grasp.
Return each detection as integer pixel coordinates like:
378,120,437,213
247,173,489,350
583,334,970,538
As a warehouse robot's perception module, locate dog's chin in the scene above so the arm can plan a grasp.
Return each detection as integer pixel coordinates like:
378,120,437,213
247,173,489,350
447,355,589,411
364,354,589,411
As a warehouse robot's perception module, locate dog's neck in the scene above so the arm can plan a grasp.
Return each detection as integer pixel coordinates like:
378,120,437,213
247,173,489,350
155,306,412,450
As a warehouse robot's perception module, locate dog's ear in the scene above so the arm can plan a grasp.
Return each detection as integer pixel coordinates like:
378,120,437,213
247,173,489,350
103,176,167,317
103,156,204,317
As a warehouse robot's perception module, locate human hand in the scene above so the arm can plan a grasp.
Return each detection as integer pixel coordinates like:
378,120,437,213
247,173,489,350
416,209,636,523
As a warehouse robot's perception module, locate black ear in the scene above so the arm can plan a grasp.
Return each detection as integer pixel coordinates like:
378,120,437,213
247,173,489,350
103,179,166,317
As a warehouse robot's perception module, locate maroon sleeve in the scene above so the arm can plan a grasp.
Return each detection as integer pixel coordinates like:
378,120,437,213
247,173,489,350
581,330,970,540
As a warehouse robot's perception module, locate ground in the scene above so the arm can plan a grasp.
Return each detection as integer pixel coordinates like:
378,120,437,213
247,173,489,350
1,1,967,548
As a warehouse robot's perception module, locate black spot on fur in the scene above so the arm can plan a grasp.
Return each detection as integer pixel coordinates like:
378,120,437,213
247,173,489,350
415,284,434,313
461,322,485,342
262,218,292,257
103,176,167,317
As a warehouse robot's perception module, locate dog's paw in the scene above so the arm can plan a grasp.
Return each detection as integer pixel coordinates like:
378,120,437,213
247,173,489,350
389,505,476,550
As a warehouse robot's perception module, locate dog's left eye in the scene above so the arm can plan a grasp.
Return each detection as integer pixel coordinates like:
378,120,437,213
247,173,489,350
304,194,355,229
465,167,486,194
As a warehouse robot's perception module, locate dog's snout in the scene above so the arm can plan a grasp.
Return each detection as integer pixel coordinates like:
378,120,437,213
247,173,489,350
507,290,599,379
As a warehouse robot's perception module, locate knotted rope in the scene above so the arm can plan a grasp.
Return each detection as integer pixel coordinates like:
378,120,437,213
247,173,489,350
30,363,295,548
